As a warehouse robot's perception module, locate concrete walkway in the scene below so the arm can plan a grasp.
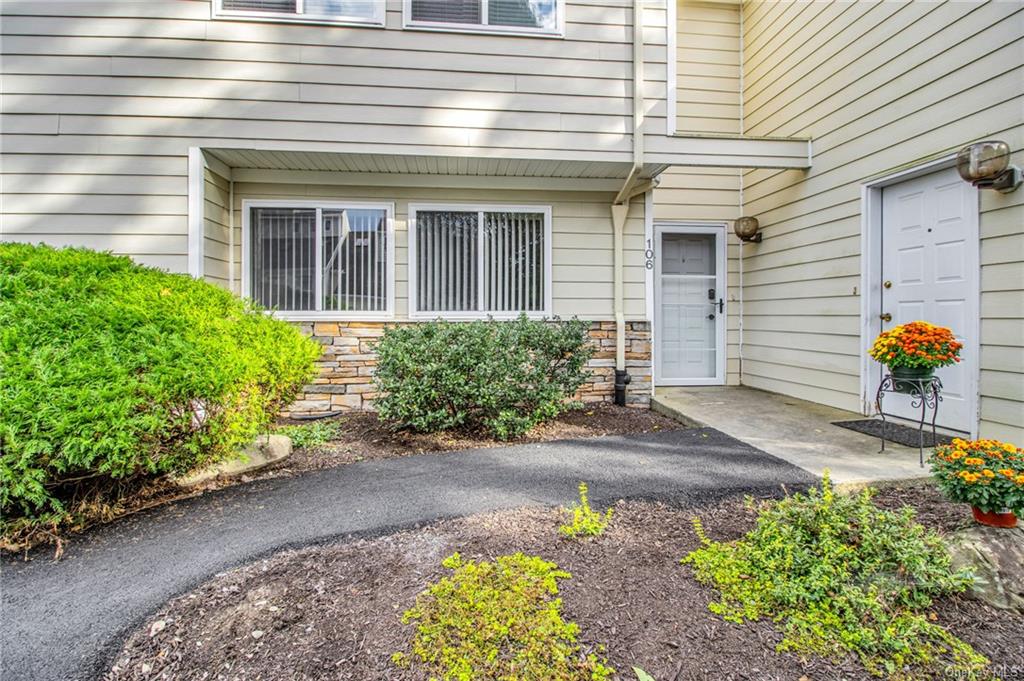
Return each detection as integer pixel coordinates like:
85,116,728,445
1,428,815,681
653,386,932,488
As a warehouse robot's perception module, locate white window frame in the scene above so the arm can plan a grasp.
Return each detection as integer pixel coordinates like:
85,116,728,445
241,199,395,321
408,203,553,320
402,0,565,38
212,0,386,27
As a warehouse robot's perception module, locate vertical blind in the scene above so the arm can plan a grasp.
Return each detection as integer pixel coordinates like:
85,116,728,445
250,208,317,311
410,0,554,28
221,0,297,12
415,210,545,314
410,0,480,24
221,0,379,20
322,208,388,312
250,206,388,313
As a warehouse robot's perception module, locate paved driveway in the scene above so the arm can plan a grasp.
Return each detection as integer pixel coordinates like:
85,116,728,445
1,428,816,681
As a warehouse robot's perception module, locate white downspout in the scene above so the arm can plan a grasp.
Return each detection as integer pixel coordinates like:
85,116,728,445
610,0,645,405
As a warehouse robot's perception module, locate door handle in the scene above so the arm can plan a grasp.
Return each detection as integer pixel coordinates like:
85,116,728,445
880,312,892,322
717,298,724,313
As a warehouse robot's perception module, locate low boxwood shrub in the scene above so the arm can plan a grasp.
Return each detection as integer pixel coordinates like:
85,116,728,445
393,552,613,680
682,474,988,679
373,315,593,439
0,244,320,547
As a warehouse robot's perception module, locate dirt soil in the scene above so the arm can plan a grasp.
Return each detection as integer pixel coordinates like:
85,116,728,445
270,404,685,474
107,484,1023,681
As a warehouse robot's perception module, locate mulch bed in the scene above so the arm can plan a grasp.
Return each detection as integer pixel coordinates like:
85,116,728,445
266,404,685,475
106,484,1023,681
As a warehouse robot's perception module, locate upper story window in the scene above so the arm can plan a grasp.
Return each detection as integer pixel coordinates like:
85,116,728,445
405,0,563,36
214,0,385,26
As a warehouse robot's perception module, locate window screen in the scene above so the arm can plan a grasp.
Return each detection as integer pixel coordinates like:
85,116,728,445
414,209,546,315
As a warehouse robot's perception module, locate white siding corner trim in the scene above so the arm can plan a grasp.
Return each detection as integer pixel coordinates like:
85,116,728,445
407,203,553,320
187,147,204,278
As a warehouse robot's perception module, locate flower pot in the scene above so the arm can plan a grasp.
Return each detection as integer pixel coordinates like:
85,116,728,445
971,506,1018,528
890,365,935,394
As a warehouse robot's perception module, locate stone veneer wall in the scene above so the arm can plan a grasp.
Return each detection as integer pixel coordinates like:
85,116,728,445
284,320,652,416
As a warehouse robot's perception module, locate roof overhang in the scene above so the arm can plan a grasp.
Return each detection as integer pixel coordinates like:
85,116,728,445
204,147,669,192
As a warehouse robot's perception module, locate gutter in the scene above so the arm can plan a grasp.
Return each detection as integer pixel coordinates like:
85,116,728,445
610,0,646,406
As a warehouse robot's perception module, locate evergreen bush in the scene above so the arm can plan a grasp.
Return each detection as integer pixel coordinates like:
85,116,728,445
0,244,320,545
373,315,592,439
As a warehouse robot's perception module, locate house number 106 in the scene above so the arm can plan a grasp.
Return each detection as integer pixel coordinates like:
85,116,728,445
645,239,655,270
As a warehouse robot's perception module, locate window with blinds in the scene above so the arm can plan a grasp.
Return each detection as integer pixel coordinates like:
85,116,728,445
215,0,383,25
247,203,392,316
406,0,560,33
412,207,549,317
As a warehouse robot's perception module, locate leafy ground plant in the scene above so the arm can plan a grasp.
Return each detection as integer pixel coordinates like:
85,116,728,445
559,482,613,539
275,420,341,450
682,473,989,680
394,552,613,680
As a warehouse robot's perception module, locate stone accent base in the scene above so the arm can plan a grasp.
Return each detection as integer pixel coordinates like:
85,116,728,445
283,320,652,417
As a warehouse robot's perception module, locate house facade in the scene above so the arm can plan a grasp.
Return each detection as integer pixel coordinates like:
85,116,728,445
2,1,1021,441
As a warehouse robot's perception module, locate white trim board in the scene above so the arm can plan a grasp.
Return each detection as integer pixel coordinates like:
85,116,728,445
240,199,396,322
653,221,728,387
407,203,553,320
187,147,205,278
858,155,981,437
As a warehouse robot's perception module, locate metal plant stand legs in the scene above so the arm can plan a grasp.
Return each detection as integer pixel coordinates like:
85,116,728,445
875,375,943,466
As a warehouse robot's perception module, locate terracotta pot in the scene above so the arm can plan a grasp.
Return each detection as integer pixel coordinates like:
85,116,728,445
890,365,936,394
971,506,1018,528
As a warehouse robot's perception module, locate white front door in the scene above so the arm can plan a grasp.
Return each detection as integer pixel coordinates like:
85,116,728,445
880,167,978,433
655,224,726,385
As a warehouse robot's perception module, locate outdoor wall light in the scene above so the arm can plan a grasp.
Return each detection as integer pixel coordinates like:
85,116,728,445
956,140,1021,193
733,216,762,243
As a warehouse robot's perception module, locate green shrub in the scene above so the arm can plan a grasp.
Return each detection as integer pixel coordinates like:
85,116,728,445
275,420,341,450
396,552,613,680
559,482,613,539
0,244,320,544
373,315,593,439
682,474,988,679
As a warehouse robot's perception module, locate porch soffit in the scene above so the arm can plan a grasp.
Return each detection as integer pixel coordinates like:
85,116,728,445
207,148,668,181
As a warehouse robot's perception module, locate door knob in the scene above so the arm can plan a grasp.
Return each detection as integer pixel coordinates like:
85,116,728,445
883,280,892,289
880,312,892,322
707,314,715,320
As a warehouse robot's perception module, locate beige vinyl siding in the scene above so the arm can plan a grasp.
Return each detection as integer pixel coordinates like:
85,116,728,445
229,183,646,320
652,167,742,383
0,0,665,268
740,0,1024,440
203,167,232,288
676,1,742,135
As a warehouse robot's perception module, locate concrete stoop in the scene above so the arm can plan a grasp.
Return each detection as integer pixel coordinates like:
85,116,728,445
652,386,934,489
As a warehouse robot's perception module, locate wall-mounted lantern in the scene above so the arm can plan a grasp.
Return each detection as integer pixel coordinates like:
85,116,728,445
956,140,1021,193
733,216,762,243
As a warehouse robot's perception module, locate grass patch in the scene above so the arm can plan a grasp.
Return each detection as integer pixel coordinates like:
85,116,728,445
275,420,341,450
